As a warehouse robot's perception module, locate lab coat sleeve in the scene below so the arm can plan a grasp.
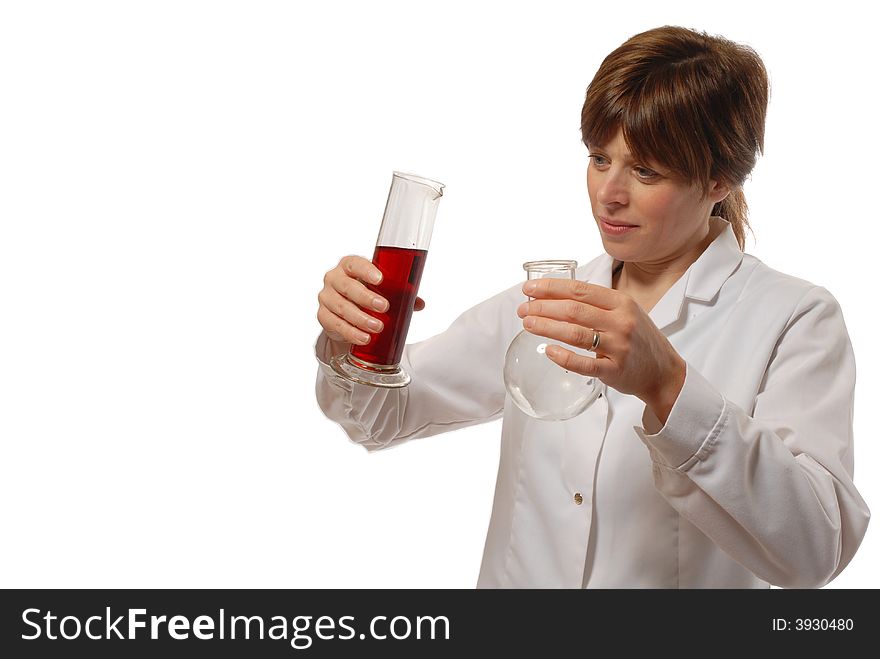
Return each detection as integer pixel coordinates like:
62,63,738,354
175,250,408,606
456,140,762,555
634,286,870,588
314,284,519,452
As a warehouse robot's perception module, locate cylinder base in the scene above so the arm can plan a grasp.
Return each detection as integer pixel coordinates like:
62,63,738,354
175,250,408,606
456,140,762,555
329,353,411,388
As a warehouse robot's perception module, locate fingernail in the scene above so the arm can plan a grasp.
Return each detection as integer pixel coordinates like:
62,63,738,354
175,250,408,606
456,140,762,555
370,271,382,284
372,298,388,312
524,317,535,329
523,282,537,295
517,302,528,317
355,332,370,344
367,318,383,332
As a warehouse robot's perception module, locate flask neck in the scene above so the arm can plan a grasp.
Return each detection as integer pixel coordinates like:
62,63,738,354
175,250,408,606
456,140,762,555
523,260,577,281
522,260,577,301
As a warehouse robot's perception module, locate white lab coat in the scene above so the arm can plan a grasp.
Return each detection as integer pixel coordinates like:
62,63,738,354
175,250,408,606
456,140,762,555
314,219,870,588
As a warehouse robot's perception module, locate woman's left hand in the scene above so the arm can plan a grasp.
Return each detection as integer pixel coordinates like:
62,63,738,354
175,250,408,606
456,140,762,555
517,278,686,422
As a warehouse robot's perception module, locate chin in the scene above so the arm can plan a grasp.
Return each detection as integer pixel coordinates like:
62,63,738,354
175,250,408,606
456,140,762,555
599,239,629,259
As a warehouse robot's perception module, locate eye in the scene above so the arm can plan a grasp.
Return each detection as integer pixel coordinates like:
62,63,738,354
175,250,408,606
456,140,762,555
588,154,609,167
634,166,659,181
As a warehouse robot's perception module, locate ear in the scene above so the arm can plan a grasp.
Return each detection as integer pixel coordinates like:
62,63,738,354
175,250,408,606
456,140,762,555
708,179,731,205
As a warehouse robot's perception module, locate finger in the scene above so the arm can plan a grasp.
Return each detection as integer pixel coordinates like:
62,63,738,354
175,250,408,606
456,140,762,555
544,344,608,380
330,269,389,313
517,298,611,331
319,288,385,335
523,279,619,309
340,255,383,285
414,296,426,312
523,316,614,353
317,306,371,345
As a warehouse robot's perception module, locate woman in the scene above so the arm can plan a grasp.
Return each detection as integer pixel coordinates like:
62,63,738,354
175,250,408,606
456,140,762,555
314,26,870,588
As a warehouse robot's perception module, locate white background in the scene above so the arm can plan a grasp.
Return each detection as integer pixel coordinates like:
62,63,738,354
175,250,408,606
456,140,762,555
1,1,877,589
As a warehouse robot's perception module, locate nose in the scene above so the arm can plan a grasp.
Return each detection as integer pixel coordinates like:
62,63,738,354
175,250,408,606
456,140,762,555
594,166,629,208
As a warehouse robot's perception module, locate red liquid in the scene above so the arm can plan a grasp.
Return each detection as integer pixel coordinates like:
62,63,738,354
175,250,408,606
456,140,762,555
350,245,428,367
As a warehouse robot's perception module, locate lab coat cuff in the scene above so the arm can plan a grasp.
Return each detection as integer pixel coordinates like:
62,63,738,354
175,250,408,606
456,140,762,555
634,362,729,471
315,330,403,448
314,332,356,391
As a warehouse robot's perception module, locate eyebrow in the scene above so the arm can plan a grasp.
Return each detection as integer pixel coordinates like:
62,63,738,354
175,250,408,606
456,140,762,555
587,145,637,164
589,144,669,172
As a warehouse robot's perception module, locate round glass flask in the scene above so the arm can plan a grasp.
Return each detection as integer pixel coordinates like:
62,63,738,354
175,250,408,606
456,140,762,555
503,260,604,421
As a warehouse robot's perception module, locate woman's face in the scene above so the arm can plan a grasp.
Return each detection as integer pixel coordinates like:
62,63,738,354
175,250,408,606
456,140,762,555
587,128,729,268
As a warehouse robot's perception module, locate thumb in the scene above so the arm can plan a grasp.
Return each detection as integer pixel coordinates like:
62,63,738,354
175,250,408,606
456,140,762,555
414,296,426,312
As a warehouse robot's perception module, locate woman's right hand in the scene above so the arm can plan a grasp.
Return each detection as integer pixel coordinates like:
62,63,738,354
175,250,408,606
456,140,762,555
317,255,425,346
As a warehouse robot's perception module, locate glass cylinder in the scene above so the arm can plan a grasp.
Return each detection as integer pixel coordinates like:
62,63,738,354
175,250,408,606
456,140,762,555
331,171,445,388
503,260,604,420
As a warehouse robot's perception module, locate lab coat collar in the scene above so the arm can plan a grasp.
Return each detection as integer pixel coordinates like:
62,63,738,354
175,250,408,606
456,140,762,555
586,217,744,332
684,217,744,302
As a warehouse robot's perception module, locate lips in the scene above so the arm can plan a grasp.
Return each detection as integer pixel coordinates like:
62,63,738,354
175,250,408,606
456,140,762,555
599,216,637,227
599,217,639,237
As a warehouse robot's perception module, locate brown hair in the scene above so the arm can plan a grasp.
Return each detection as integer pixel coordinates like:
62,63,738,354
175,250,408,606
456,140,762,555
580,26,770,250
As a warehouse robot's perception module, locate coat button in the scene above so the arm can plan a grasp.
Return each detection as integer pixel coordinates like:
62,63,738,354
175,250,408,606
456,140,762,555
574,492,583,505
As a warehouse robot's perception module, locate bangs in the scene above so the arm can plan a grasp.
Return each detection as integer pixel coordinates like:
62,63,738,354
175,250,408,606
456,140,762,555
580,45,725,192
